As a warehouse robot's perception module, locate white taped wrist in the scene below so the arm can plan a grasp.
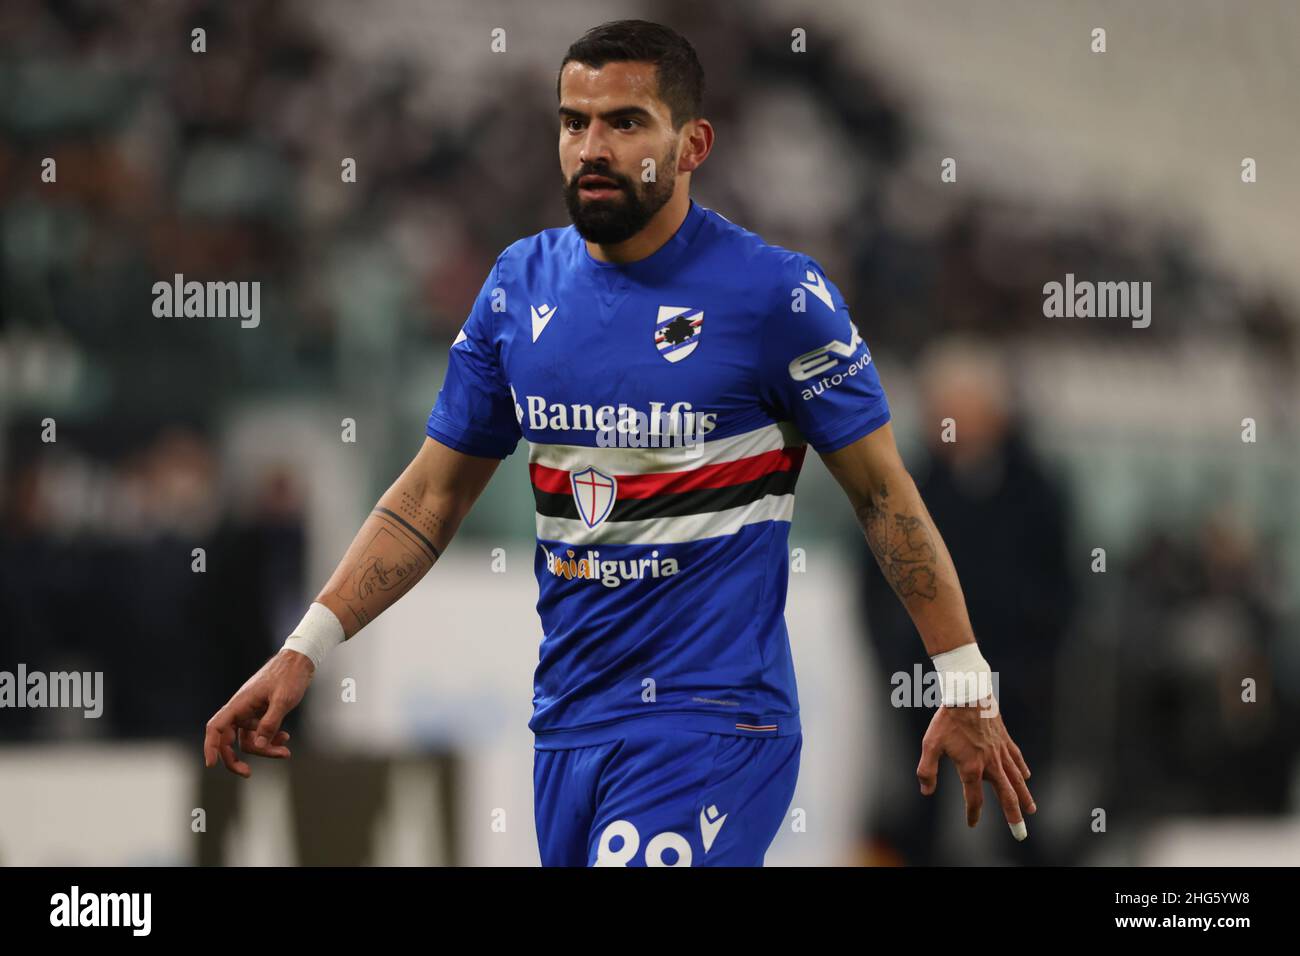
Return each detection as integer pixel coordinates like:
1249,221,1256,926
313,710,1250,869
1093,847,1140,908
283,602,345,670
930,643,994,707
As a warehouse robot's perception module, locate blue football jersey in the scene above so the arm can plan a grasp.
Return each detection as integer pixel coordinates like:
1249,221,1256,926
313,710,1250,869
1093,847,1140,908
426,199,891,745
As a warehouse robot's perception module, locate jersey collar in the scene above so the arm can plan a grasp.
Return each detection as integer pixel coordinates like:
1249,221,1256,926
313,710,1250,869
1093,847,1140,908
577,199,707,282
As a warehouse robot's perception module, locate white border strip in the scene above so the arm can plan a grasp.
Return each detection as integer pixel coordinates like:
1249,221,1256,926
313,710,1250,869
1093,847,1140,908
528,421,804,475
536,493,796,546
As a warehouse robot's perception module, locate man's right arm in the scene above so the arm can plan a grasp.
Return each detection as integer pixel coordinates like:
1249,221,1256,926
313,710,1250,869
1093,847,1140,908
202,436,501,776
315,436,502,637
207,254,520,776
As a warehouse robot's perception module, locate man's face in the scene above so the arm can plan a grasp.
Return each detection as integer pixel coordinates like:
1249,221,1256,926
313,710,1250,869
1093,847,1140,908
558,60,681,244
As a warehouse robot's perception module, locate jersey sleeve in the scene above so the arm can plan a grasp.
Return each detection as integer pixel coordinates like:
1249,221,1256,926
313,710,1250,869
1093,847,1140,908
757,255,891,453
425,258,522,459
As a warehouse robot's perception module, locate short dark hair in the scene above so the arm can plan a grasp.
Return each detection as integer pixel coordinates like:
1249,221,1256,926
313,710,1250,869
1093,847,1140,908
558,19,704,129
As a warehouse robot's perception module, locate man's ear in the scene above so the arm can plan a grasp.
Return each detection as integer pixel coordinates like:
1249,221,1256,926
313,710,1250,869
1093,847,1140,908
679,118,714,174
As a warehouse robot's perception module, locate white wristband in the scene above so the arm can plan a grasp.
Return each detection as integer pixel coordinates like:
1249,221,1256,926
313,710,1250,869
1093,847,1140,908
930,643,995,707
283,602,345,670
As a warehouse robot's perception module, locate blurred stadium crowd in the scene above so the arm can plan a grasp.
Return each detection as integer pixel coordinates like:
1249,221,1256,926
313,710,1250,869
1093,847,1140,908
1,0,1297,865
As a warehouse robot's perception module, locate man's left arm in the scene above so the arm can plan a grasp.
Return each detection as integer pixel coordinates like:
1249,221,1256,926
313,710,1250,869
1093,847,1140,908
820,422,1038,841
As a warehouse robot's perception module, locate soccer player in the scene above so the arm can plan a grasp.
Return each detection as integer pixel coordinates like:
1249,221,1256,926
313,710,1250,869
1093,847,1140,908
203,19,1036,866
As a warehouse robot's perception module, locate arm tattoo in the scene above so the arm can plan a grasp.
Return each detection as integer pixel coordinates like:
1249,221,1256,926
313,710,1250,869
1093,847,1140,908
856,480,939,602
397,480,447,546
375,505,442,561
333,506,444,629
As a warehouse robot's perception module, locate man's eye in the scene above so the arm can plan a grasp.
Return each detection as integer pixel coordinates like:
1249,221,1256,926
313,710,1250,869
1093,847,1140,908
616,118,639,130
565,119,584,132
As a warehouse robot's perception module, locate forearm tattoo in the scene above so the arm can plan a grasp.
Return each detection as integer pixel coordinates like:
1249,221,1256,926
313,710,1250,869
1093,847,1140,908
397,479,448,544
856,480,939,602
333,504,445,629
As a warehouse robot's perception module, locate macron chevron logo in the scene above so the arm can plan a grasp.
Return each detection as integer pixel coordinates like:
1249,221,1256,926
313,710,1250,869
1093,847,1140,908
799,269,835,312
531,303,558,342
699,803,728,853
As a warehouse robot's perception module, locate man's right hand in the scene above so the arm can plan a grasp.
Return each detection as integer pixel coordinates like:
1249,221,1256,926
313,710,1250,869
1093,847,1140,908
203,649,315,777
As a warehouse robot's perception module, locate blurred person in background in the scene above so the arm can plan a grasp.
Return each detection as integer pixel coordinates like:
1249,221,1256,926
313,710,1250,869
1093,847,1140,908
0,424,305,742
1114,508,1296,822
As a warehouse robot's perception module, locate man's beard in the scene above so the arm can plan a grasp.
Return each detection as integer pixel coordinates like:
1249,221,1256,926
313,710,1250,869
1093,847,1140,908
563,146,677,245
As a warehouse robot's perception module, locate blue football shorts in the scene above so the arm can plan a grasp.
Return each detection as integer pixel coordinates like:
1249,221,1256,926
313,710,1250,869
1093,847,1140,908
533,725,802,866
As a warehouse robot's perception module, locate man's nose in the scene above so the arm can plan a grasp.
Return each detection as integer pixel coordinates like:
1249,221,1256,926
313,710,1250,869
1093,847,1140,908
578,123,614,166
